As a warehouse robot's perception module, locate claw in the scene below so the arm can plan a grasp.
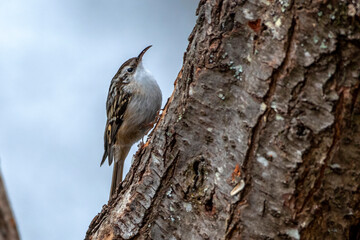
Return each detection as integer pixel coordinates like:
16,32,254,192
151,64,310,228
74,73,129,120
142,141,150,149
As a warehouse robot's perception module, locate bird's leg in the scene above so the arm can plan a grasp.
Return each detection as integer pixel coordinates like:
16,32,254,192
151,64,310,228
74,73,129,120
145,109,162,135
140,139,149,149
139,110,162,150
137,136,145,149
141,136,145,146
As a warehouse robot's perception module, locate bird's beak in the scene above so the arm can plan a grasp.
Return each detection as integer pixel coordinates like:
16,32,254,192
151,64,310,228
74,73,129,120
137,45,152,61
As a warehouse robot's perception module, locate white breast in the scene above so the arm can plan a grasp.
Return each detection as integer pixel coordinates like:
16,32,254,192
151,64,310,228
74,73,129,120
119,62,162,144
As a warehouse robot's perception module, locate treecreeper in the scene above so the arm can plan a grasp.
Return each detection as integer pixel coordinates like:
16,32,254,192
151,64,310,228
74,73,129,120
101,46,162,198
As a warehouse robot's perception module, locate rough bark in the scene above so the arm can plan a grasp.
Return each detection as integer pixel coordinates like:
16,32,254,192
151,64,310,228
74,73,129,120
0,172,20,240
86,1,360,239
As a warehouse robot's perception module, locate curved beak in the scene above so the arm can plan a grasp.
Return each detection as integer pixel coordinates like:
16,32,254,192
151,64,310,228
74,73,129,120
137,45,152,61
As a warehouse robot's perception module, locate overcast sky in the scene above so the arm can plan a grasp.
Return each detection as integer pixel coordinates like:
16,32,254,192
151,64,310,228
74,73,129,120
0,1,198,239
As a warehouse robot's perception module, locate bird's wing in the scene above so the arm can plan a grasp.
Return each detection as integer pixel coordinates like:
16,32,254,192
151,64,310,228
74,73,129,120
101,82,132,166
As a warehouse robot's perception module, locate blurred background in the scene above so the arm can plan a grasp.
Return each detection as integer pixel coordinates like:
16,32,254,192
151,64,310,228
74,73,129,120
0,1,198,239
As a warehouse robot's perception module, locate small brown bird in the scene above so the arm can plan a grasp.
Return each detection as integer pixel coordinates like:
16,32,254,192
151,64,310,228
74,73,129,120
101,46,162,197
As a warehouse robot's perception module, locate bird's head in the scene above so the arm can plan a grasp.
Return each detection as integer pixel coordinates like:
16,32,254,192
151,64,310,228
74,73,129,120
112,45,152,84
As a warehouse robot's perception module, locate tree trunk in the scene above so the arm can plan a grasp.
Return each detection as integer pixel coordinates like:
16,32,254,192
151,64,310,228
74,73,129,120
0,173,20,240
86,1,360,239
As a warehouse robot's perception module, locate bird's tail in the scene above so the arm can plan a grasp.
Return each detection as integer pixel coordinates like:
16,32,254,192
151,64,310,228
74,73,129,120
109,145,131,198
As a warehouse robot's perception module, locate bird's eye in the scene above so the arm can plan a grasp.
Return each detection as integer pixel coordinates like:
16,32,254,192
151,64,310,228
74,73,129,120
127,68,133,72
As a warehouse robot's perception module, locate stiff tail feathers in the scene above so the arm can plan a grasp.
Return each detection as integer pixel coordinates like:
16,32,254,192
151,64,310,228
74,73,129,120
100,145,114,166
109,145,131,198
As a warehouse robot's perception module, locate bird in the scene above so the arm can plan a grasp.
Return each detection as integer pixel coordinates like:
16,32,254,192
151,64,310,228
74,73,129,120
101,45,162,198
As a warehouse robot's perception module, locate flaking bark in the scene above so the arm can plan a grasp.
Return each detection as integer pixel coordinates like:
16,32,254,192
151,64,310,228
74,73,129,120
0,172,20,240
86,1,360,239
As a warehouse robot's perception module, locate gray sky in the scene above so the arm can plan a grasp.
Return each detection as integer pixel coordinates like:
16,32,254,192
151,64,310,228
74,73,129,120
0,1,198,239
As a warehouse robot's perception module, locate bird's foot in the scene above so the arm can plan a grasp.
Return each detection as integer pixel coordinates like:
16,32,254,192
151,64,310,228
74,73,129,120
138,139,149,150
145,110,162,134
